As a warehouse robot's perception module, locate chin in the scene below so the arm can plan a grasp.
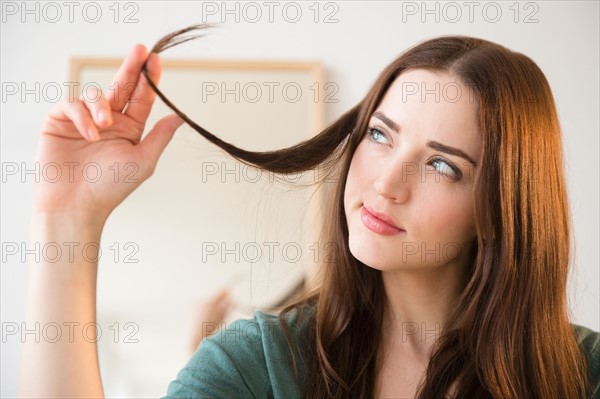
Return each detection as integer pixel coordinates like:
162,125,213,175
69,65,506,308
348,234,389,271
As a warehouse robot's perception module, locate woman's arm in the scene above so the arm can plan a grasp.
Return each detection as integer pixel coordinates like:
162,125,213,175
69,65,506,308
18,44,184,398
19,212,105,398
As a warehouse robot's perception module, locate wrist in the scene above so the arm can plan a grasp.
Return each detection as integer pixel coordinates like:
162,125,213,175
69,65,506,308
30,209,106,239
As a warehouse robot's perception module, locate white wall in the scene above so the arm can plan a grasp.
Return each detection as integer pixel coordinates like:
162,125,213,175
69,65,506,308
2,1,598,397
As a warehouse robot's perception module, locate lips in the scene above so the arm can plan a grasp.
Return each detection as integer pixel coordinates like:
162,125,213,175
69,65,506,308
361,206,405,236
363,205,404,230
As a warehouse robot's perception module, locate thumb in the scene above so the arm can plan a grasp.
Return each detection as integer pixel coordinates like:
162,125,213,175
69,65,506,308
138,113,185,170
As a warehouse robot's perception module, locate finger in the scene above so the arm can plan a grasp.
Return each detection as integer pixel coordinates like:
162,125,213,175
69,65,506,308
48,98,99,141
79,86,113,129
219,296,232,310
105,44,149,113
137,113,184,174
124,52,162,125
205,290,230,309
216,289,230,299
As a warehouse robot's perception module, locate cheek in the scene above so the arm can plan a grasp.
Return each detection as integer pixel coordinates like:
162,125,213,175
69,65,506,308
416,186,475,241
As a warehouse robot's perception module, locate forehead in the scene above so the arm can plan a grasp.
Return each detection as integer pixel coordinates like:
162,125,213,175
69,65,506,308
375,69,482,158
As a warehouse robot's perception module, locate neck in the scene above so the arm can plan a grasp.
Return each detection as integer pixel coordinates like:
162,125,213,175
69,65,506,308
379,260,469,359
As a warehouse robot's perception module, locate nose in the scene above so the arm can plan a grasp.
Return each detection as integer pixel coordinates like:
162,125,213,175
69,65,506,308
372,157,414,203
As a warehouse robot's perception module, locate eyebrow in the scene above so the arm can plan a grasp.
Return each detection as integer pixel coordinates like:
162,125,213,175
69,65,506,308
372,111,478,167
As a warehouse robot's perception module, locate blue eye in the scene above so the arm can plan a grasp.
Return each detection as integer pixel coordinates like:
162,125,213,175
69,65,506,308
365,127,463,182
428,157,462,181
365,127,389,145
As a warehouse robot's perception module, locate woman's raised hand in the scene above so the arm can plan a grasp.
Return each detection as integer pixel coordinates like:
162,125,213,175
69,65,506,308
20,44,185,398
34,44,184,222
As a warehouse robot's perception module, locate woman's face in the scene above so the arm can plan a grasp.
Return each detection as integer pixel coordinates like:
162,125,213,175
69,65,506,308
344,69,482,272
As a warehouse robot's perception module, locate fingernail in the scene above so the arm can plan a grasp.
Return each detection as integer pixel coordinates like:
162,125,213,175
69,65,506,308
174,115,185,128
87,128,97,141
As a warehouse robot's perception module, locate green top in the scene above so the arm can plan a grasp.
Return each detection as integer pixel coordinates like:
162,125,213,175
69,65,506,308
163,305,600,398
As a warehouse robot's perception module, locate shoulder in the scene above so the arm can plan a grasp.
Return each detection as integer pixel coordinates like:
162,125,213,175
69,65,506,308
163,303,315,399
571,323,600,397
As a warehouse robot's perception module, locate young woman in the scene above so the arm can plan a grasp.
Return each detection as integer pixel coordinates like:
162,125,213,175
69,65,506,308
20,25,599,398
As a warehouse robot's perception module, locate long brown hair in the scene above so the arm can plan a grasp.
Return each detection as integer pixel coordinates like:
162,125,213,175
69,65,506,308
143,24,593,398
